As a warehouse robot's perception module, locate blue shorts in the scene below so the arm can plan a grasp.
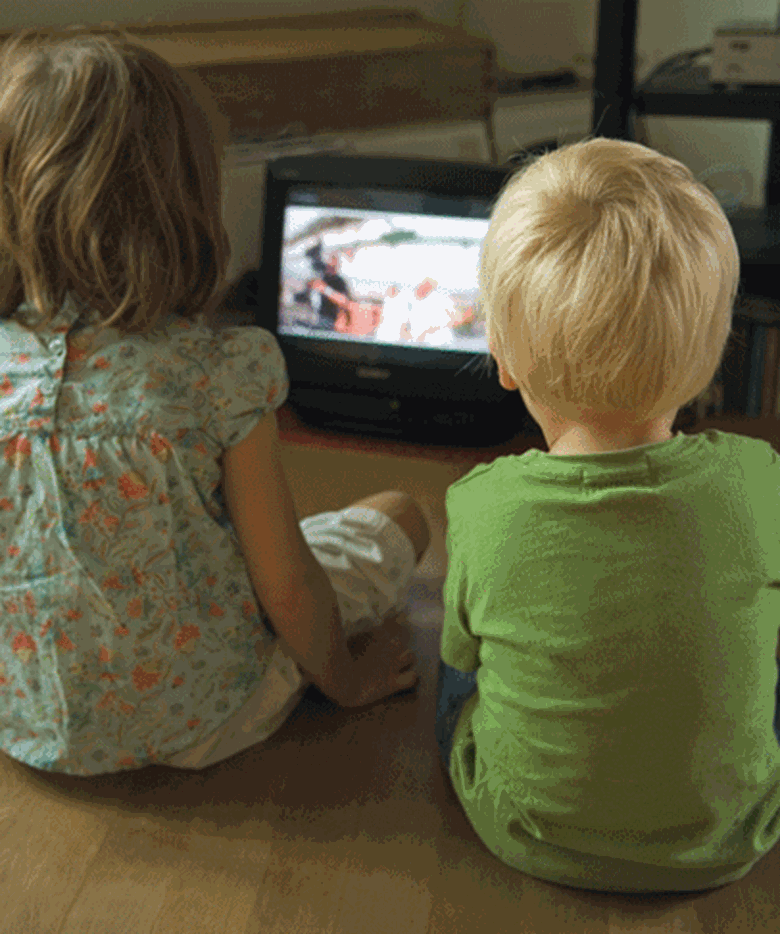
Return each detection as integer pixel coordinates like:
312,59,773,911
434,658,780,774
435,659,478,770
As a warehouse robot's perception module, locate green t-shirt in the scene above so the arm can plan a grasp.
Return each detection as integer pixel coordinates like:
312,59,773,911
441,429,780,893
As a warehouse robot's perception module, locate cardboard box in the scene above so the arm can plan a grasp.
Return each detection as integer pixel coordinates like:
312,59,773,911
7,9,497,141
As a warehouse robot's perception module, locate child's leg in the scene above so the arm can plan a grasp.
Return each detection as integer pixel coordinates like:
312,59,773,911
775,656,780,747
297,490,429,645
336,491,429,658
435,659,478,771
348,490,431,565
160,492,429,769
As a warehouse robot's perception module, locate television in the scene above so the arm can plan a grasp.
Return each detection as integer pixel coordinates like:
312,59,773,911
247,153,536,447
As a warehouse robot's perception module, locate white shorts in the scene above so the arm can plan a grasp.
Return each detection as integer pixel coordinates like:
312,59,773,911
160,506,417,770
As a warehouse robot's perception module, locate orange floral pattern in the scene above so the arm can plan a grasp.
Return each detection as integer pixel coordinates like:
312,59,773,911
0,294,289,775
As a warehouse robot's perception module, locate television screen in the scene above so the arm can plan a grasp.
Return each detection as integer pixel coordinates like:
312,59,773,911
258,155,532,446
277,185,491,355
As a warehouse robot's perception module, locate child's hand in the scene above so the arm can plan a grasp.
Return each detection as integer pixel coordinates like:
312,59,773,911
341,613,419,708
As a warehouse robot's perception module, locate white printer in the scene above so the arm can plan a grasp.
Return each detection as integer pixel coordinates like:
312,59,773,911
711,21,780,86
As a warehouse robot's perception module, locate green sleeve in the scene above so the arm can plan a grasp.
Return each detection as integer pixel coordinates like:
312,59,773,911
440,494,480,672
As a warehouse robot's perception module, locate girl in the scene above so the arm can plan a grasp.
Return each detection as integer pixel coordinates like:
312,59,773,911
0,27,429,776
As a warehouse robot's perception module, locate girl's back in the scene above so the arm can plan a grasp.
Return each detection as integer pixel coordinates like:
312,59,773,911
0,290,292,774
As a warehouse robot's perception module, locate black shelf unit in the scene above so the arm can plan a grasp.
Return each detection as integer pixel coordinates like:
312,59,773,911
591,0,780,420
592,0,780,269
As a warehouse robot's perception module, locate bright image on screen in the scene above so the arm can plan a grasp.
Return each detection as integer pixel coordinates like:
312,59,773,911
278,205,491,352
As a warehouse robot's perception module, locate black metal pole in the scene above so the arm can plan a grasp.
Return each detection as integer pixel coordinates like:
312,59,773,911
591,0,639,139
766,122,780,208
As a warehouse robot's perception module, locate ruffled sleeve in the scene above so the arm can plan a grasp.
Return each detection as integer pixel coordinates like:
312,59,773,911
201,325,290,450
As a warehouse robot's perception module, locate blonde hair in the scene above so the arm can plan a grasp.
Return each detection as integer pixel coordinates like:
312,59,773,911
0,27,232,339
479,136,741,424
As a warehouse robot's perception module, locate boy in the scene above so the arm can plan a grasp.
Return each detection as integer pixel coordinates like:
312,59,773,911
436,137,780,894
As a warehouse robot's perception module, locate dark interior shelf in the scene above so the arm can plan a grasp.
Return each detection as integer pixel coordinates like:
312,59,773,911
592,0,780,419
592,0,780,273
636,61,780,119
727,206,780,265
681,206,780,302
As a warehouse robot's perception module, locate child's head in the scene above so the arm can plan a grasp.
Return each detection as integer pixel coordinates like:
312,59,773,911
480,137,740,426
0,27,232,337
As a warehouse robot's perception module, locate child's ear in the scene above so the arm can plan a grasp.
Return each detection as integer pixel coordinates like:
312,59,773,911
494,357,518,392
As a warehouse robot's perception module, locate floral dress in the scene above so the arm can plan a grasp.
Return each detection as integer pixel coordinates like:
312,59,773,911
0,293,289,775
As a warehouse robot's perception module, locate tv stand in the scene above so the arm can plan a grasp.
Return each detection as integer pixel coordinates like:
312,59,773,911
275,401,545,461
288,385,535,449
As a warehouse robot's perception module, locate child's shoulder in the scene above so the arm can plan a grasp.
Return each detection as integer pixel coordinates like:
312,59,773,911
111,313,285,373
445,455,525,511
448,451,539,492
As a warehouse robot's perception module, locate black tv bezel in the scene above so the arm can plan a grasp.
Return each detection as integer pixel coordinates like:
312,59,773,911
259,154,514,390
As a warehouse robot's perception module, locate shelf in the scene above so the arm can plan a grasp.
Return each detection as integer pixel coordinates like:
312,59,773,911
635,62,780,120
591,0,780,420
727,206,780,266
627,60,780,273
277,404,780,463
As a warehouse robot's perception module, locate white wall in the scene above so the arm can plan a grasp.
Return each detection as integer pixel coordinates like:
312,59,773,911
1,0,776,208
464,0,594,76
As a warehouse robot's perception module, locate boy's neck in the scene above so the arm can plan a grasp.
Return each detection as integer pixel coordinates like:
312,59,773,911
493,358,679,455
547,420,677,455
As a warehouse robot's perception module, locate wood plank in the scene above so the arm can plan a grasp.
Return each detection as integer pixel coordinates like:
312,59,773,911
0,767,110,934
129,26,485,68
0,12,495,136
61,821,269,934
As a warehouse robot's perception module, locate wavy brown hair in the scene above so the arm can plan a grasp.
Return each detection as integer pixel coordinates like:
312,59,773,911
0,27,232,338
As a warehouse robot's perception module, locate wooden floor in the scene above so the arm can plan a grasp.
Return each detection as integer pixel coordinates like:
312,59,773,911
2,412,780,933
